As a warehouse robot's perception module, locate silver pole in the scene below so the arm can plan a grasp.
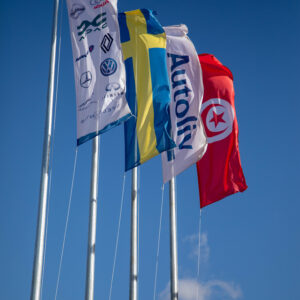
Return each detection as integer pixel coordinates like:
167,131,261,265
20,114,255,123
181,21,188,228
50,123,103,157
85,136,100,300
129,167,138,300
30,0,60,299
169,177,179,300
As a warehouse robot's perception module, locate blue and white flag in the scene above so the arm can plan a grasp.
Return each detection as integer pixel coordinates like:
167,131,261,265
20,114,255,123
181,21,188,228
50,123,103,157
66,0,131,145
162,25,207,183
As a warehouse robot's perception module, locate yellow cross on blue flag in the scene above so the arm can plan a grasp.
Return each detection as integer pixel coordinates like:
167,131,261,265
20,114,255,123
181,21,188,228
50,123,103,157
118,9,176,171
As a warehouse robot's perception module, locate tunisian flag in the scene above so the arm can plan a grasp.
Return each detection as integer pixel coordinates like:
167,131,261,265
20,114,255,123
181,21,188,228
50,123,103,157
197,54,247,208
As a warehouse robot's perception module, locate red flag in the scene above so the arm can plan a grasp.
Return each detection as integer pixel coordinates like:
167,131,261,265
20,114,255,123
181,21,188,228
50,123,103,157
197,54,247,208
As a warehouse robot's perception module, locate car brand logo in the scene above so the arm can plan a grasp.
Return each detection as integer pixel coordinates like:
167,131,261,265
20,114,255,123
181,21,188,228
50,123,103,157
105,82,120,91
76,45,94,62
80,71,92,88
78,96,97,111
90,0,110,9
200,98,235,143
100,58,117,76
77,13,107,41
70,3,85,19
100,33,113,53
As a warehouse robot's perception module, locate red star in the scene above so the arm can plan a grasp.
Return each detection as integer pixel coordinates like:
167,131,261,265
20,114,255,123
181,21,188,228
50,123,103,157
210,111,226,127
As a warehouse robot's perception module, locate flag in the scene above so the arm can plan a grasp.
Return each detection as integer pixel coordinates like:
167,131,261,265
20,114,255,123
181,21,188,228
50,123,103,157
196,54,247,208
118,9,176,171
161,25,207,183
66,0,131,145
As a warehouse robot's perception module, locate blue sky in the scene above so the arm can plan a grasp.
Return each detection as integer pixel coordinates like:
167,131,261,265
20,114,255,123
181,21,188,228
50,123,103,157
1,0,299,299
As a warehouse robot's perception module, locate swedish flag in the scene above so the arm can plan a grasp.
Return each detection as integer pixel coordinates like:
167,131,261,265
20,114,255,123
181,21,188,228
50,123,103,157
118,9,176,171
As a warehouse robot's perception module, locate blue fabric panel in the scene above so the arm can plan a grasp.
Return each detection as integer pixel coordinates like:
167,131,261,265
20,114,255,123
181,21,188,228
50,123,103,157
148,47,176,154
77,113,132,146
124,57,141,171
140,9,165,35
118,12,130,43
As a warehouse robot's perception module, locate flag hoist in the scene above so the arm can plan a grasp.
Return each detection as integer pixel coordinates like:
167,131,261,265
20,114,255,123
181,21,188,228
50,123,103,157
66,0,130,298
161,24,208,300
119,9,176,300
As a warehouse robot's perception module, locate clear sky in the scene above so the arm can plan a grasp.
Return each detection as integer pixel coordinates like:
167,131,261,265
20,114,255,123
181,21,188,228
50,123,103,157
1,0,299,299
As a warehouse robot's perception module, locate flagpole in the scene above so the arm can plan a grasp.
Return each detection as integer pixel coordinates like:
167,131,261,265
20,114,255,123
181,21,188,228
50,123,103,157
129,166,138,300
85,136,100,300
30,0,60,299
169,177,179,300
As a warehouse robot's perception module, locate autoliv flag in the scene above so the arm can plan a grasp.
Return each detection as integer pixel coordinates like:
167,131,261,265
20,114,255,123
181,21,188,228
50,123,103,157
197,54,247,208
118,9,176,171
161,25,207,183
66,0,131,145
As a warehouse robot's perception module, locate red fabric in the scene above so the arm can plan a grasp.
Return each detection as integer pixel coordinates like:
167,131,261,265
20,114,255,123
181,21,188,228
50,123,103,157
197,54,247,208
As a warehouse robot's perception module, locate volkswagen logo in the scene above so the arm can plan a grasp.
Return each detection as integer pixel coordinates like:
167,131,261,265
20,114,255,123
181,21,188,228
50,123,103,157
100,58,117,76
80,71,92,88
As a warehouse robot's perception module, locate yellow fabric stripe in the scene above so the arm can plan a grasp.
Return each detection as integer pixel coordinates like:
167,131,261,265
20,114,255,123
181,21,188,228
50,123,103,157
122,10,163,164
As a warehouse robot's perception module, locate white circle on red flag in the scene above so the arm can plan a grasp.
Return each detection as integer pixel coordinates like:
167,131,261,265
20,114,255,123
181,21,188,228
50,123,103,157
201,98,235,143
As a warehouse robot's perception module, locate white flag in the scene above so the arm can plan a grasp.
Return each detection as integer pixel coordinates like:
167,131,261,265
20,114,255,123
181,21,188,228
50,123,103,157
162,25,207,183
66,0,131,145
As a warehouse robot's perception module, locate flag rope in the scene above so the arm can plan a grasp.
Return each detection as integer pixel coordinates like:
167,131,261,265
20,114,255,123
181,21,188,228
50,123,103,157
196,208,202,300
54,148,78,300
153,184,165,300
108,173,127,300
40,0,64,296
137,166,140,276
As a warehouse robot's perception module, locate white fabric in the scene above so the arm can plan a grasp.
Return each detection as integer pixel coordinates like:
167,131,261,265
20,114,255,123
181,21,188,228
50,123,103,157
162,25,207,183
66,0,131,143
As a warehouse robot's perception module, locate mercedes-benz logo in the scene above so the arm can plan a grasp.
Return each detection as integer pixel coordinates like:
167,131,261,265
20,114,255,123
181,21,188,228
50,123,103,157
80,71,92,88
100,58,117,77
201,98,235,143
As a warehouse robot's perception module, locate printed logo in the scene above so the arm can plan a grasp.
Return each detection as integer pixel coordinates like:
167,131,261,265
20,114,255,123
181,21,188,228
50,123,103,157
80,71,92,88
105,82,120,91
167,53,196,156
80,101,121,124
78,96,97,111
77,13,107,41
101,33,113,53
70,3,85,19
100,58,117,76
200,98,235,143
104,82,124,100
90,0,110,9
76,45,94,62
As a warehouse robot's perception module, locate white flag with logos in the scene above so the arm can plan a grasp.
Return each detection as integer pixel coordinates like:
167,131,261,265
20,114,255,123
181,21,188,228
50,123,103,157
66,0,131,145
162,25,207,183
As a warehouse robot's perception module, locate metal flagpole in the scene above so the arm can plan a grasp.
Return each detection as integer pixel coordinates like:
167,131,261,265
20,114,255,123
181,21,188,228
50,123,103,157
30,0,60,299
85,136,100,300
129,166,138,300
169,177,179,300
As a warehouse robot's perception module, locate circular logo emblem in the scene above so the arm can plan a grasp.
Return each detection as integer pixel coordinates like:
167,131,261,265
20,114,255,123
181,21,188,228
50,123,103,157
100,58,117,76
80,71,92,88
201,98,235,143
106,82,120,91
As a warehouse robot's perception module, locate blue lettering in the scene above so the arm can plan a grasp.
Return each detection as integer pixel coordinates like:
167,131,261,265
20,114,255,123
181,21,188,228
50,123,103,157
168,53,190,72
171,70,186,89
178,134,192,149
